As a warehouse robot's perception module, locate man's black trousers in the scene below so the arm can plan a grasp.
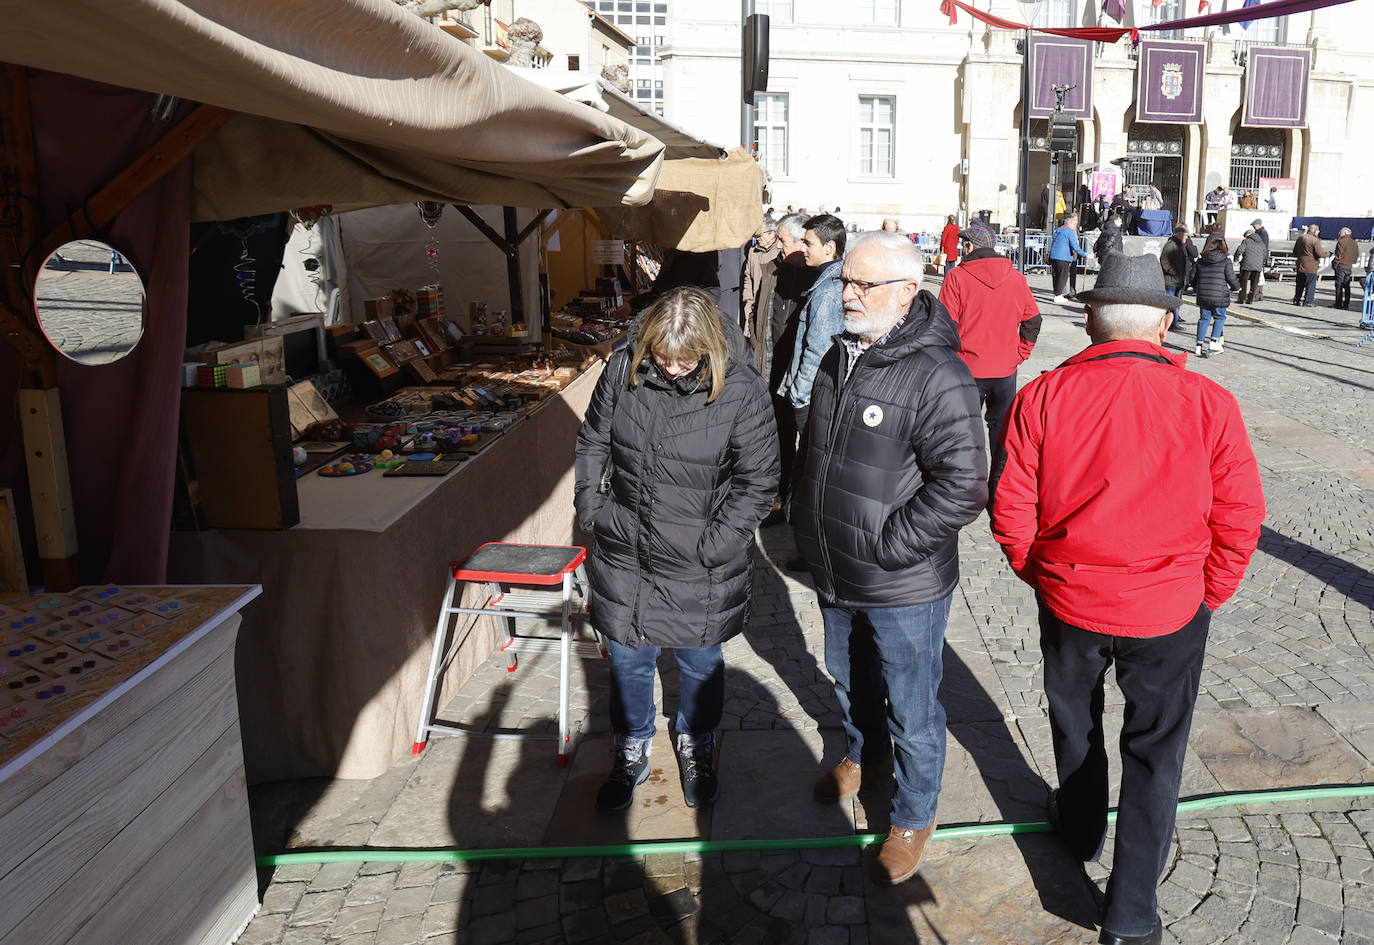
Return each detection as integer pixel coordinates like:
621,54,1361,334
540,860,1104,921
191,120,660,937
1040,599,1211,937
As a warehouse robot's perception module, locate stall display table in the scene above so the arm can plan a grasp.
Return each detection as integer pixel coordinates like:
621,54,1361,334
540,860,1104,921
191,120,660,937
1135,209,1175,236
0,584,261,945
168,363,603,782
1290,217,1374,240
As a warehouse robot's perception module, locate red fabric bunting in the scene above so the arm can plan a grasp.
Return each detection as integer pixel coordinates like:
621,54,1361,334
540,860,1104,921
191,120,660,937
944,0,1352,41
941,0,958,25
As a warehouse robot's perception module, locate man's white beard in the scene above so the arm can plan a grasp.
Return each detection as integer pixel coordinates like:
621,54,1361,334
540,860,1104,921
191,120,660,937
844,306,890,340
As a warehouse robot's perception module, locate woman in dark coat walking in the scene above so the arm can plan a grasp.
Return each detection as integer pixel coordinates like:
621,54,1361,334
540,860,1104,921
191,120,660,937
1190,236,1240,357
574,286,779,811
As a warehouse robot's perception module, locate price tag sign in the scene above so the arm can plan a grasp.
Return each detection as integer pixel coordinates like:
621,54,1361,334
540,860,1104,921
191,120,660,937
590,240,625,265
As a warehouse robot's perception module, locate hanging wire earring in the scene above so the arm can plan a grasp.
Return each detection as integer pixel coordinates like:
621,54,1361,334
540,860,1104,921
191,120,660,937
417,201,444,280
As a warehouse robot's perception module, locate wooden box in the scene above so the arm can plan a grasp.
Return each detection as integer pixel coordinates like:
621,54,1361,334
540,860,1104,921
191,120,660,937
180,388,299,529
0,598,257,945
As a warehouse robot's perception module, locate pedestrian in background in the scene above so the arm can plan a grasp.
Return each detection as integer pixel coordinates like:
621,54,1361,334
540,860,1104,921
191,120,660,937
1159,225,1197,332
1050,213,1089,304
741,219,780,374
1233,227,1266,305
1332,226,1359,310
1292,224,1329,307
1093,213,1124,261
939,214,961,273
795,231,986,887
938,221,1040,500
766,213,817,524
777,212,847,568
1190,235,1239,357
574,287,779,812
992,253,1264,945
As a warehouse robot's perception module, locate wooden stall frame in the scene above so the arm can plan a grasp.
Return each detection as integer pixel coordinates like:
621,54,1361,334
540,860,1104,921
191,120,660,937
0,67,234,589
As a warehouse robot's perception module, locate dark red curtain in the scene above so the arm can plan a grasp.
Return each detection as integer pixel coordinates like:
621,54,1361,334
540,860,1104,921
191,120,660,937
0,71,191,585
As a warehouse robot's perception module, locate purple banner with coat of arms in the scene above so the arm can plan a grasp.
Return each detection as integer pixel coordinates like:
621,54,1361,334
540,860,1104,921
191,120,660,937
1137,41,1205,124
1243,46,1312,127
1028,35,1093,120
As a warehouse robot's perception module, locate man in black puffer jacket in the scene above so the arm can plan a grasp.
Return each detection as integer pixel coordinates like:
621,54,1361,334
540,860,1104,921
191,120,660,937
794,231,987,887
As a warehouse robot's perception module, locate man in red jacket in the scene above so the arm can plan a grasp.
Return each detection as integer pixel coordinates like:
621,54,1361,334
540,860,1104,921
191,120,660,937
937,222,1040,500
991,253,1265,945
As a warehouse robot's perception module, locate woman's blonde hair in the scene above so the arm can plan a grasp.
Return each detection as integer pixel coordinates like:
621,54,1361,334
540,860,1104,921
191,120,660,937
629,286,731,403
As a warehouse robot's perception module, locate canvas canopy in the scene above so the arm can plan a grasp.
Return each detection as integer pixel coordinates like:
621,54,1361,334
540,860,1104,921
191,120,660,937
511,69,767,252
0,0,666,221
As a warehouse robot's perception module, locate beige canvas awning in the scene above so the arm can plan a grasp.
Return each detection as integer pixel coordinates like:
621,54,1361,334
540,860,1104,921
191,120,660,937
510,69,767,252
0,0,666,221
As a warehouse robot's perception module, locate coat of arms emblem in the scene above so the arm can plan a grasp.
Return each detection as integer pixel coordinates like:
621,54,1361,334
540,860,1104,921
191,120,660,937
1161,62,1185,100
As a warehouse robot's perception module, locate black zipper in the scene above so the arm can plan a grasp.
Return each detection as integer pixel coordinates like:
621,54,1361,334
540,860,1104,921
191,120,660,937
815,337,863,594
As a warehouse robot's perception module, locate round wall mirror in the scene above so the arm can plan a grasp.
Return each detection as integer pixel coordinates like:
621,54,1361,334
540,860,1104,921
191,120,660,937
33,239,146,365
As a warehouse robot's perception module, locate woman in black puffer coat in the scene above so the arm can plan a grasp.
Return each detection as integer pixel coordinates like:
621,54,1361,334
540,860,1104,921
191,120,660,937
574,286,779,812
1189,236,1240,357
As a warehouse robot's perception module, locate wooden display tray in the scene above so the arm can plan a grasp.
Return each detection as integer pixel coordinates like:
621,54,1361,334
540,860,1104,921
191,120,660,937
0,586,253,767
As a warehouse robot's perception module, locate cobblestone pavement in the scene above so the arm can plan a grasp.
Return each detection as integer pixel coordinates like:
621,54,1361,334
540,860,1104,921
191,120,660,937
240,268,1374,945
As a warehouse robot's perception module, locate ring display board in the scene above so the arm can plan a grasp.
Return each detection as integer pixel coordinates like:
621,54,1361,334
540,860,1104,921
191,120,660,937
0,585,261,945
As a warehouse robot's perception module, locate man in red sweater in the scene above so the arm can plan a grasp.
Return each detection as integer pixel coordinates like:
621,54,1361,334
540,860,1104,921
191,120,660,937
937,222,1040,501
991,253,1265,945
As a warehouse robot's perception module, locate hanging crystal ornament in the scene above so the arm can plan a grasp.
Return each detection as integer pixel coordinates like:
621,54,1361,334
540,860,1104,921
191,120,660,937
417,201,444,280
233,239,261,322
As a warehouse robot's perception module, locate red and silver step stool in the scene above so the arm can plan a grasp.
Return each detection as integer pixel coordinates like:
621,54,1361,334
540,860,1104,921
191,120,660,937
412,542,606,766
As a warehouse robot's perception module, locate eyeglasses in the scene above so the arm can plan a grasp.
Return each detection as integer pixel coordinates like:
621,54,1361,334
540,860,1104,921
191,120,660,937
836,277,911,295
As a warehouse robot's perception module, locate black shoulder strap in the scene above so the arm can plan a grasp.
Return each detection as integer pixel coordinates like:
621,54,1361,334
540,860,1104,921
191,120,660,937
1083,351,1173,365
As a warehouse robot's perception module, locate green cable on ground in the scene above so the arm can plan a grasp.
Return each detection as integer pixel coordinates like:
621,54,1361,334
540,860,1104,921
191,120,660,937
254,783,1374,868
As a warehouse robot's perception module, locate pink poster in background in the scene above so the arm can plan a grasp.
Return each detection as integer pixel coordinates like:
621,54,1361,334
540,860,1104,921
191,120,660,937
1260,177,1296,212
1091,171,1120,201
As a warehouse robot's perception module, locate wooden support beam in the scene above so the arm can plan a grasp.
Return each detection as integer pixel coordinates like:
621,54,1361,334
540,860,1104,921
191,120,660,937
24,102,235,288
17,388,80,590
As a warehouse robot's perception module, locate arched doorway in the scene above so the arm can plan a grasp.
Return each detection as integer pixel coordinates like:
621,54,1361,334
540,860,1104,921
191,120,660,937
1123,123,1186,219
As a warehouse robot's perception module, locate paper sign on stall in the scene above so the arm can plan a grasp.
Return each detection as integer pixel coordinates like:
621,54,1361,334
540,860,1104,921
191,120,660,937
590,240,625,265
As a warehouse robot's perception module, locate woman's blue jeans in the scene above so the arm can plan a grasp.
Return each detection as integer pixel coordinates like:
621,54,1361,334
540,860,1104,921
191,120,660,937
821,592,953,832
1197,306,1227,343
606,639,723,740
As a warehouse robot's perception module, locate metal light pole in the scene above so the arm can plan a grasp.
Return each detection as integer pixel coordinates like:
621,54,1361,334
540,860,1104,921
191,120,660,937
1016,1,1043,273
741,0,756,150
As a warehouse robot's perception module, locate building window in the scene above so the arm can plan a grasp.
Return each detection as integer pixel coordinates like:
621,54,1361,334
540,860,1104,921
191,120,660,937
754,92,789,178
567,54,581,70
1034,0,1076,28
757,0,792,21
856,95,895,177
854,0,899,25
1143,0,1183,39
1247,15,1287,43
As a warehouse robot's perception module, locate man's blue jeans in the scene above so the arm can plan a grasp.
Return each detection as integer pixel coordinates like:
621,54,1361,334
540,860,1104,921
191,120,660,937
821,592,953,832
1196,306,1227,344
1165,284,1184,324
606,639,724,740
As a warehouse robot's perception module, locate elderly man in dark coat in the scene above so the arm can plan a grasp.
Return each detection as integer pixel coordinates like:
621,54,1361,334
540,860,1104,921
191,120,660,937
794,231,987,887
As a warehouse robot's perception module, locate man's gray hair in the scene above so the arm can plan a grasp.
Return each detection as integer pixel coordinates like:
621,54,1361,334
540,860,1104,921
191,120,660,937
761,217,778,234
1091,302,1167,339
777,212,808,239
1308,224,1321,234
1339,226,1352,237
847,230,925,281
